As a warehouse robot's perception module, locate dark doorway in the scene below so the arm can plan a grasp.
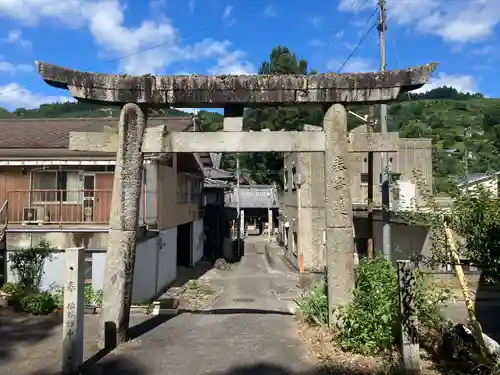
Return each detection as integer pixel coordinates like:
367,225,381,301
177,222,192,267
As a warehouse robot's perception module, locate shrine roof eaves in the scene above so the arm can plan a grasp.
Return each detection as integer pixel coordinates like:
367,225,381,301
35,61,438,107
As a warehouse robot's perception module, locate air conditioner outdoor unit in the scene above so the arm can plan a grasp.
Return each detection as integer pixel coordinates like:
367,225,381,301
37,206,50,222
23,207,37,224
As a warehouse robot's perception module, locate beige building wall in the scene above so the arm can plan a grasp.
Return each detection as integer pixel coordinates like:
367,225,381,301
156,154,203,231
283,126,433,273
462,178,498,196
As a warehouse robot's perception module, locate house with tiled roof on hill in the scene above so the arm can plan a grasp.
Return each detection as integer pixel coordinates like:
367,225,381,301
0,116,212,304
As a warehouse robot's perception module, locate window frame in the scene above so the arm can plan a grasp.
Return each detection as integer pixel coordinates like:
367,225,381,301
360,172,402,185
190,177,203,203
31,170,82,205
177,173,189,204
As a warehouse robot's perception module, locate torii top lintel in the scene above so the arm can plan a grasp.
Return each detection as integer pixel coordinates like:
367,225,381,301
35,61,438,108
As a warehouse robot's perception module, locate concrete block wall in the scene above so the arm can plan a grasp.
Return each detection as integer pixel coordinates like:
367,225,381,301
349,125,433,206
6,226,179,304
282,126,433,273
353,218,433,265
283,151,326,272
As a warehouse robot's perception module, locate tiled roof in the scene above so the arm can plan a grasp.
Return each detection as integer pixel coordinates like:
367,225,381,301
457,172,500,186
225,185,280,209
0,116,193,149
203,167,234,180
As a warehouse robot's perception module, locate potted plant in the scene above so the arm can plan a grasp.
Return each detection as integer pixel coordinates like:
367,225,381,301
84,284,97,314
84,284,103,314
0,282,16,307
48,284,64,320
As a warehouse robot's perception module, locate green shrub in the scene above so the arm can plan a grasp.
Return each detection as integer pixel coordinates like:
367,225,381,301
9,241,53,294
84,284,103,306
0,282,17,295
93,289,103,307
294,277,329,326
336,258,398,355
414,268,454,329
295,258,452,356
47,283,103,308
20,292,56,315
48,283,64,308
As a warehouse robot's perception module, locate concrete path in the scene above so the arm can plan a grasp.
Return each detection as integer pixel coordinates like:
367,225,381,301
83,236,324,375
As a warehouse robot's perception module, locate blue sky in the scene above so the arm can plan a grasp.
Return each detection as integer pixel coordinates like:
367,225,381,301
0,0,498,110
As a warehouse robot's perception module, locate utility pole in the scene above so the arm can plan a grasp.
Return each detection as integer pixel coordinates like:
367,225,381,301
464,125,471,193
367,105,376,258
378,0,391,261
236,155,241,257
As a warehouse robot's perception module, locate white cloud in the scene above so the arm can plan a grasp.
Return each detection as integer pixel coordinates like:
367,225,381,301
326,57,375,73
0,60,33,74
222,5,233,20
4,29,31,47
308,16,323,28
472,45,494,56
84,0,180,75
263,6,277,18
338,0,500,44
413,73,479,94
0,83,74,110
0,0,253,76
0,1,86,28
207,49,254,75
188,0,195,12
149,0,166,11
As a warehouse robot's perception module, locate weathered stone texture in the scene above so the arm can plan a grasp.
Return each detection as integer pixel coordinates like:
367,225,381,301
322,104,356,312
100,103,147,347
349,124,433,207
36,61,438,107
349,132,399,152
62,247,85,375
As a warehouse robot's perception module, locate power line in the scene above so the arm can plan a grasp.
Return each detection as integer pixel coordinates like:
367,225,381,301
389,29,412,101
324,0,370,48
107,3,268,64
336,7,378,73
0,2,269,98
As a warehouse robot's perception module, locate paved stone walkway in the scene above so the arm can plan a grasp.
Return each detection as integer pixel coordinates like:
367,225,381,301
2,236,325,375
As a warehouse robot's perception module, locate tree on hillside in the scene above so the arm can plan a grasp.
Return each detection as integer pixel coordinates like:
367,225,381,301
221,46,324,186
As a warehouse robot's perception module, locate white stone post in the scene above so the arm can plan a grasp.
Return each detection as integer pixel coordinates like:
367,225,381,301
267,191,272,243
397,260,420,372
323,104,355,325
62,247,85,375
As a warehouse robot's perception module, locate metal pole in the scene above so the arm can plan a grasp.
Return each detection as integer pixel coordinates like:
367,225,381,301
367,106,376,258
464,126,471,193
236,155,241,257
267,192,271,243
378,0,391,261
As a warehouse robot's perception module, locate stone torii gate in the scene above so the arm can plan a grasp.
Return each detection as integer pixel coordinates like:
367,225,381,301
36,61,437,347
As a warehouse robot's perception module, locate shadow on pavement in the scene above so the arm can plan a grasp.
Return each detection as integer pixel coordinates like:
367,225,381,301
0,307,61,362
25,359,381,375
127,315,175,340
179,308,293,316
125,308,292,341
169,261,214,288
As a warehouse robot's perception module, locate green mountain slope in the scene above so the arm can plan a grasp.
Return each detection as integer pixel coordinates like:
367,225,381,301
3,86,499,193
0,101,188,118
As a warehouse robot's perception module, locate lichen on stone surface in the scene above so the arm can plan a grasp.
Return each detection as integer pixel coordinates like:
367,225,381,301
35,61,438,106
